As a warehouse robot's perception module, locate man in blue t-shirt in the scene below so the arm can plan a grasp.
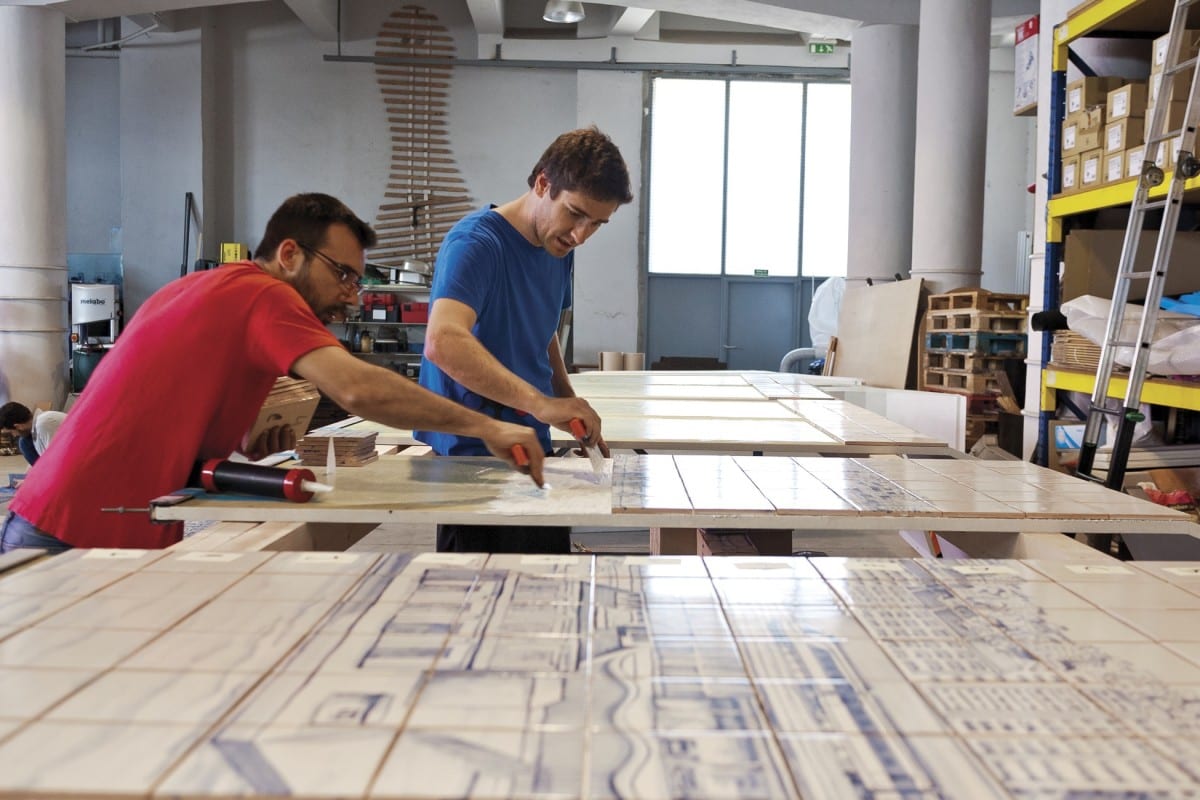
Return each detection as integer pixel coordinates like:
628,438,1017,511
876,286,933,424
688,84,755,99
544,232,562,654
417,126,634,553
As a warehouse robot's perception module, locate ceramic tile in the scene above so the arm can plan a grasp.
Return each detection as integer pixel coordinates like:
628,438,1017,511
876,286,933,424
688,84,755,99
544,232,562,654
123,628,306,673
435,635,587,674
949,581,1096,613
1021,559,1151,583
1060,579,1200,610
1111,605,1200,640
810,558,930,582
255,550,381,575
1132,561,1200,587
878,637,1058,683
94,569,242,598
0,626,157,670
642,604,730,638
757,680,946,735
826,579,956,608
484,553,594,577
777,733,1009,799
918,682,1127,736
965,736,1200,795
484,603,589,638
850,605,994,641
37,592,209,630
646,638,747,679
159,722,397,798
0,720,200,795
587,730,795,800
0,592,80,628
739,638,907,684
0,568,130,597
228,669,426,728
406,671,588,730
280,632,448,675
915,558,1047,583
1024,640,1200,685
372,727,584,799
46,669,257,724
1166,641,1200,667
217,572,364,602
141,549,275,573
1081,683,1200,736
594,555,709,580
477,570,589,606
0,666,100,719
722,605,869,640
175,598,336,635
702,556,821,580
997,607,1149,643
713,577,840,606
45,547,165,571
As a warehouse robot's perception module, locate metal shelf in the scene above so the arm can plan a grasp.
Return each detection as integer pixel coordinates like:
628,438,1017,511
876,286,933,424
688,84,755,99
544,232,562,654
1047,172,1200,240
342,321,426,327
361,284,430,294
1043,366,1200,412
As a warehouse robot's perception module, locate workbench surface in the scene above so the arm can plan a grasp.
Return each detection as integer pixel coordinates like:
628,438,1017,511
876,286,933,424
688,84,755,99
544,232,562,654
151,453,1197,536
2,549,1200,797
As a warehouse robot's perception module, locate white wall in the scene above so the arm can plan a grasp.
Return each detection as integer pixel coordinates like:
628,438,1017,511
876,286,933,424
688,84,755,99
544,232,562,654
983,46,1037,293
66,56,120,254
72,0,1035,347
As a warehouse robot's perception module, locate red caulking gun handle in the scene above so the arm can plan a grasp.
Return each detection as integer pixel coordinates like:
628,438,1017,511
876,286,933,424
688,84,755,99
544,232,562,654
510,444,529,467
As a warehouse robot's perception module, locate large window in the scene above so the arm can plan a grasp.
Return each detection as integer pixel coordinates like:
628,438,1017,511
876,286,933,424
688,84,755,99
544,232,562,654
647,77,850,277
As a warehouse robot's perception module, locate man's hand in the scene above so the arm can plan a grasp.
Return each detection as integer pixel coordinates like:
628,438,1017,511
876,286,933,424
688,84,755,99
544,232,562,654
240,424,297,462
534,397,603,448
478,421,546,487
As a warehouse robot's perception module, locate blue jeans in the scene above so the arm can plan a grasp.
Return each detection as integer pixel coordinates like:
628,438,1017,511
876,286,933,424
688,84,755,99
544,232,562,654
0,511,70,554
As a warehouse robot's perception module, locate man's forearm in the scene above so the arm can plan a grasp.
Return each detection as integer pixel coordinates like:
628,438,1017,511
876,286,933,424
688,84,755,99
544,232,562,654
428,327,547,415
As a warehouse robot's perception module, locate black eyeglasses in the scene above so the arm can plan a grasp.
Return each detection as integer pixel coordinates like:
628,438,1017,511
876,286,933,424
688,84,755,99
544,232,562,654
298,244,364,291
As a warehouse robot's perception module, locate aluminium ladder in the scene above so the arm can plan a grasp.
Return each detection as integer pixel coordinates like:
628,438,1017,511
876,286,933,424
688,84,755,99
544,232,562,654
1075,0,1200,495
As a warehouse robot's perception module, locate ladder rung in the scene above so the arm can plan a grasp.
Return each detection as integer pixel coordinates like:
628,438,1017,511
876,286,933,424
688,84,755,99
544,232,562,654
1106,340,1139,348
1075,470,1106,485
1136,199,1169,211
1165,55,1200,75
1146,128,1184,145
1089,406,1122,416
1118,270,1155,279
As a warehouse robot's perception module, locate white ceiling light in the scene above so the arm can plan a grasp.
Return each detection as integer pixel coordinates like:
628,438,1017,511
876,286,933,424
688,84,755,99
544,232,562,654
543,1,585,24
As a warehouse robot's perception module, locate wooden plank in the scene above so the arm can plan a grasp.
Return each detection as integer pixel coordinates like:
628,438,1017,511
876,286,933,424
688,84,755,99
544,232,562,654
832,279,926,389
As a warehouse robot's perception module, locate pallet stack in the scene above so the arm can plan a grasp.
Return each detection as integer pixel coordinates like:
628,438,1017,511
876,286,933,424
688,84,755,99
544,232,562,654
920,289,1029,449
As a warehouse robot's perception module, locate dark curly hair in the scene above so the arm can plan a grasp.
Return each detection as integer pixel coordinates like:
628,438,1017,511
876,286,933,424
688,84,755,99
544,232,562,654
527,126,633,205
0,402,32,431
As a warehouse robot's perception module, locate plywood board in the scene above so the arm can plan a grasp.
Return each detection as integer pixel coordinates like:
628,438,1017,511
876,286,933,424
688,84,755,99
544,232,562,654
833,279,925,388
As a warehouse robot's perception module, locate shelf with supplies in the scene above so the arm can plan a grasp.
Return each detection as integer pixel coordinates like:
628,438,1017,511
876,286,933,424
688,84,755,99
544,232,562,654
359,283,430,294
1034,0,1200,466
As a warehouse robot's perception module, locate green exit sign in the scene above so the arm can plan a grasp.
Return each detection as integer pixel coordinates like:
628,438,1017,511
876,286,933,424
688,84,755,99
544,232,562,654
809,42,836,54
753,268,769,277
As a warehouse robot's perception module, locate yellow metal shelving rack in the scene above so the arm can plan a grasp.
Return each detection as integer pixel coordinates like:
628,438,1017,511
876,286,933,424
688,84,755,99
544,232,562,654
1038,0,1200,463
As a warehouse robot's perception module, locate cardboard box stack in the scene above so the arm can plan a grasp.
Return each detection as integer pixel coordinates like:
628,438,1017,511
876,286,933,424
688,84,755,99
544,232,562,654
1145,30,1200,173
920,289,1029,449
1057,77,1122,196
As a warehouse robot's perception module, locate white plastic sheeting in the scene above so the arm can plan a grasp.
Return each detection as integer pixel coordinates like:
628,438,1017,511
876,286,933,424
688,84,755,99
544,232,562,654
1062,294,1200,376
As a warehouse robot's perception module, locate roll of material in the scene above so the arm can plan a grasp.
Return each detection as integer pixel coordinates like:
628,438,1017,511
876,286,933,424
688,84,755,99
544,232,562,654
599,351,623,371
622,352,645,371
194,459,317,503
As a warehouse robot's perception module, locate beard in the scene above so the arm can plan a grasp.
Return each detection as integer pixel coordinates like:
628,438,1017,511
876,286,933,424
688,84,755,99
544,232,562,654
292,264,347,323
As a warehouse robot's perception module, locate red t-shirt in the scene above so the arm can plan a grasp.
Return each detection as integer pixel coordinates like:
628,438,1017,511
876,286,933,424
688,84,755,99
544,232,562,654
12,262,340,548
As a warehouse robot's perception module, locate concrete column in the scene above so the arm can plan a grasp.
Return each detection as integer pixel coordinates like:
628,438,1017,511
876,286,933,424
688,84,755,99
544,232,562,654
0,6,68,409
846,23,919,285
910,0,991,293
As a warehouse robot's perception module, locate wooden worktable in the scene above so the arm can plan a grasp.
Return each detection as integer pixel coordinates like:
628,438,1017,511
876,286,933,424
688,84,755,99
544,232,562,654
150,453,1196,537
2,549,1200,797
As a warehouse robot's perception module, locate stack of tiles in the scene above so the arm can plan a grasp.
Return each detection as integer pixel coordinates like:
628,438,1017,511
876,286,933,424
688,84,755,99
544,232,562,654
921,289,1029,448
296,430,379,467
3,549,1200,798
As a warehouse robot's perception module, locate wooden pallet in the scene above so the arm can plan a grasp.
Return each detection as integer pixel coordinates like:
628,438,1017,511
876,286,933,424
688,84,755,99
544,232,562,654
925,331,1027,356
924,350,1018,373
965,413,1000,448
927,308,1027,334
927,289,1029,313
924,369,1003,394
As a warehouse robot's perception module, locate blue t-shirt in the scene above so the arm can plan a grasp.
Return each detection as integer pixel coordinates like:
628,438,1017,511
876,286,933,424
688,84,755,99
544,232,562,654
416,206,573,455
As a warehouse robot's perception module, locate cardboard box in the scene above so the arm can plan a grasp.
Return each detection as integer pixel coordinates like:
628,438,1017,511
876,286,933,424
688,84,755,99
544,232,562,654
1149,69,1191,106
1152,29,1200,71
1062,117,1080,154
1105,116,1144,152
220,242,249,263
1126,145,1146,179
1063,229,1200,302
1107,82,1147,120
1060,154,1080,194
1103,151,1126,184
1066,76,1124,115
1079,148,1104,189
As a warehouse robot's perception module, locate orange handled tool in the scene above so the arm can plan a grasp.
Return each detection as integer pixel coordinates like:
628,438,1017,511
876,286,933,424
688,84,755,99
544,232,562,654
510,444,529,467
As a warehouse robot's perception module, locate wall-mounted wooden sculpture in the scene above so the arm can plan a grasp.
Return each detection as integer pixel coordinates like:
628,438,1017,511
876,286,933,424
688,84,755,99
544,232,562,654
371,5,473,268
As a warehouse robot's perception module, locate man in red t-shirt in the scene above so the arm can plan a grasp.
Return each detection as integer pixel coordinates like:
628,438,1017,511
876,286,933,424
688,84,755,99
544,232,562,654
1,193,545,552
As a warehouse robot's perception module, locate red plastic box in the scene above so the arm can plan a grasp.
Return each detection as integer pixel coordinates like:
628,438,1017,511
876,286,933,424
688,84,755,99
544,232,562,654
401,302,429,323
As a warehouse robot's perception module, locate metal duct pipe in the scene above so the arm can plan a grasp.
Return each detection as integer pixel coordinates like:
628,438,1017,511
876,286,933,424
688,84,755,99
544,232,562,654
0,6,68,409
